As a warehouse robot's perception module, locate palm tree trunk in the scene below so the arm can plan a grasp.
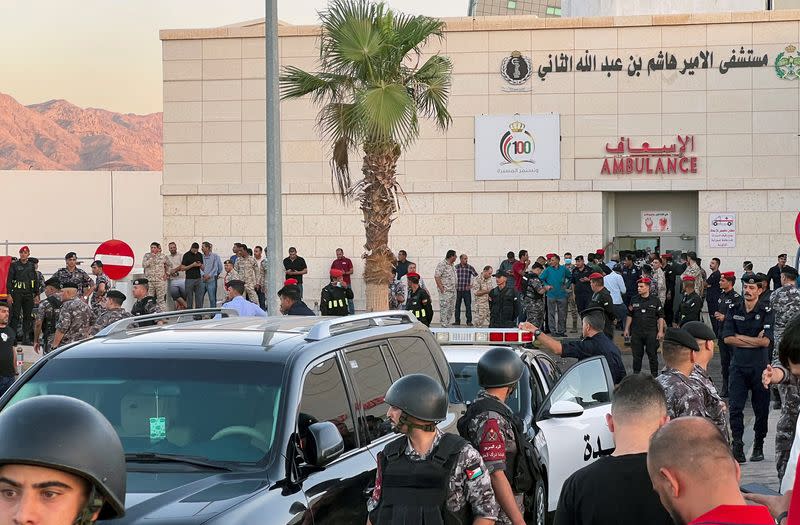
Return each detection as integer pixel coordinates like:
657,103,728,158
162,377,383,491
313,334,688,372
360,143,401,312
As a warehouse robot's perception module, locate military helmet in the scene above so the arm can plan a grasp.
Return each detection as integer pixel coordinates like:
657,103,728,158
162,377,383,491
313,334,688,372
0,396,126,520
385,374,448,423
477,347,524,388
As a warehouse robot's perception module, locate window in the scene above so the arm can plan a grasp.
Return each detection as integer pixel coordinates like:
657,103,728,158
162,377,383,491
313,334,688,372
390,337,442,383
536,355,562,389
450,361,524,417
300,358,358,453
346,346,394,442
507,0,517,8
541,358,611,413
546,6,561,15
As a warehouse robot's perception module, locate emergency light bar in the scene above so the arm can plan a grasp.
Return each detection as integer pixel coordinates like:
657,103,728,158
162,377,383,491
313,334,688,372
431,328,533,344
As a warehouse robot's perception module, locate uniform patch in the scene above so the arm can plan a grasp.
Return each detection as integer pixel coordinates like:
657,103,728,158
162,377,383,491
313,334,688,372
478,418,505,462
465,464,484,480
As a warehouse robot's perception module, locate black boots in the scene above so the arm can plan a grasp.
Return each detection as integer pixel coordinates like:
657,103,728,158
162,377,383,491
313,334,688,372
751,439,765,462
732,441,746,463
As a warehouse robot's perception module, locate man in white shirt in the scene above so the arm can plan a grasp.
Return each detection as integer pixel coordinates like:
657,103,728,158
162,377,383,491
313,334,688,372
604,267,627,331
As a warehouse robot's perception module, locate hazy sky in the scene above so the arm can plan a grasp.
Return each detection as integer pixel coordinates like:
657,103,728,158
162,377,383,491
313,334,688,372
0,0,466,114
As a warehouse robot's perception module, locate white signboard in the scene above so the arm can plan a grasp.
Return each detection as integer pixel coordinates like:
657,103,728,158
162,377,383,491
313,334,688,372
475,114,560,180
710,213,737,248
641,211,672,233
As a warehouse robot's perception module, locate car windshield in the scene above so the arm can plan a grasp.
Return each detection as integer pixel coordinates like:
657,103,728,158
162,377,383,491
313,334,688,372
449,361,525,417
6,358,283,465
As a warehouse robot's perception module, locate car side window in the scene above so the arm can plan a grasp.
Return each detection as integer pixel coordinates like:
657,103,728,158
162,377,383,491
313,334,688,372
299,357,358,454
536,355,561,389
345,345,394,442
389,337,443,384
542,358,611,412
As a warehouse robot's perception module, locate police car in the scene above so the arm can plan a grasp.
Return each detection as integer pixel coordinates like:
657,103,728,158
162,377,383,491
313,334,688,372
434,327,616,525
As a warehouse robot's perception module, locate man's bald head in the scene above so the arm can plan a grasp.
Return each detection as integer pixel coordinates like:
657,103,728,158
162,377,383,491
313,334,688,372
649,417,734,480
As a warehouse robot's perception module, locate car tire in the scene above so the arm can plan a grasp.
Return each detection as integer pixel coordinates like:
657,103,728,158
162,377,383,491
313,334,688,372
534,476,549,525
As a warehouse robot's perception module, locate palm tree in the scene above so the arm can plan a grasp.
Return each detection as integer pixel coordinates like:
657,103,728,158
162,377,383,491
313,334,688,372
280,0,453,312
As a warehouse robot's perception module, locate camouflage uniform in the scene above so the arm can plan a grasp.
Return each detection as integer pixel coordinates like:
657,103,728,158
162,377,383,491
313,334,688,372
770,284,800,481
51,267,93,297
132,296,163,317
690,364,731,444
521,272,546,328
471,274,495,328
223,269,241,290
681,262,705,297
142,252,171,309
653,267,667,305
55,297,95,346
234,256,260,304
90,307,131,335
435,260,457,327
461,391,524,524
36,293,62,352
90,273,111,315
658,367,728,439
367,429,498,521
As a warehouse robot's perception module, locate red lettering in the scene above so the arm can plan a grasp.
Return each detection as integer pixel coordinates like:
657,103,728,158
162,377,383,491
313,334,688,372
646,157,653,174
667,158,677,174
690,156,697,173
655,157,665,174
634,157,645,173
613,158,624,174
625,157,634,173
601,158,611,174
679,157,690,173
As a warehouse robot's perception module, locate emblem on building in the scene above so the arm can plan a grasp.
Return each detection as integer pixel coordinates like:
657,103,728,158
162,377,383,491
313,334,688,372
499,120,535,165
501,51,532,85
775,44,800,80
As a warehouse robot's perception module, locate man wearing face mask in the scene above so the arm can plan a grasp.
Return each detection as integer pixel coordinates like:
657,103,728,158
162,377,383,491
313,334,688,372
367,374,497,525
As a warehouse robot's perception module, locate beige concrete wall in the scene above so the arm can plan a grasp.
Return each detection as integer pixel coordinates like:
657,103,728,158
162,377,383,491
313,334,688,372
160,13,800,308
1,170,162,276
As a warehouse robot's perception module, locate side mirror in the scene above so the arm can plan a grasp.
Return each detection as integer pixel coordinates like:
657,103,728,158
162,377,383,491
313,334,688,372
306,422,345,466
549,399,584,418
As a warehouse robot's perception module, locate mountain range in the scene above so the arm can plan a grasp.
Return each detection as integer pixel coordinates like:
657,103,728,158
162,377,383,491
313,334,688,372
0,92,162,171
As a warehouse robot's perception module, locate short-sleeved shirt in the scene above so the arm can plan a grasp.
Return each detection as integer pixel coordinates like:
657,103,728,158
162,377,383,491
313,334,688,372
182,251,203,280
512,261,527,292
55,298,95,346
52,267,94,296
222,296,267,317
455,264,477,292
90,273,111,312
0,326,16,378
331,257,353,285
628,293,664,333
570,266,593,298
561,334,626,384
283,256,308,284
541,265,569,299
721,300,774,368
434,260,457,294
688,505,774,525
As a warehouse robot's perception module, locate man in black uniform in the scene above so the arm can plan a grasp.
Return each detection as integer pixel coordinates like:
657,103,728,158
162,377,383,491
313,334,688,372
131,278,163,325
521,308,627,384
624,277,666,376
714,271,741,397
662,253,676,326
767,253,787,291
676,275,701,327
570,255,593,314
0,302,16,397
706,258,722,332
6,246,37,344
488,270,518,328
620,254,640,308
722,273,773,463
587,272,616,340
368,374,497,525
320,268,353,316
405,272,433,326
34,277,63,355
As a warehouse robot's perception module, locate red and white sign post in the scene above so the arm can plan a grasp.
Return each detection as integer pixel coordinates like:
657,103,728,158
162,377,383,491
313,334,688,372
94,240,135,281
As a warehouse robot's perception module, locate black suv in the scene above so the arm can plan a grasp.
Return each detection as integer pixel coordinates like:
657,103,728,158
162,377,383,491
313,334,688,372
0,310,465,524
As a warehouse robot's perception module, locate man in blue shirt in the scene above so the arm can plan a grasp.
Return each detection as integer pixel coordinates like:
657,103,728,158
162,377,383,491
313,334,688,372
221,280,266,317
540,254,571,338
201,241,222,308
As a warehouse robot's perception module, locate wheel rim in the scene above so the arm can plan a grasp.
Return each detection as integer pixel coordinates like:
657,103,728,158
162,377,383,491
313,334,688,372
536,484,545,524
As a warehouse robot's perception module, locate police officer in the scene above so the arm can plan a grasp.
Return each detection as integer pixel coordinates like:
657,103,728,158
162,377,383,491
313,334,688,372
367,374,498,525
52,252,94,299
684,321,731,444
675,275,701,327
714,271,741,397
91,290,131,335
662,253,676,325
131,278,164,326
521,262,545,328
6,246,37,344
722,273,773,463
52,283,95,350
458,348,527,525
488,270,518,328
587,272,615,339
405,272,433,326
0,395,126,525
320,268,354,316
624,277,666,376
33,277,63,354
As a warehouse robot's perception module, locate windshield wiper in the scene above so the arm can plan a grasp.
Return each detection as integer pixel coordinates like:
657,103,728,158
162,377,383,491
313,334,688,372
125,453,233,471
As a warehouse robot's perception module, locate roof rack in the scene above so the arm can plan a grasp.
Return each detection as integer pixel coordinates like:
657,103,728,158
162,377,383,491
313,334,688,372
304,311,417,341
95,308,239,337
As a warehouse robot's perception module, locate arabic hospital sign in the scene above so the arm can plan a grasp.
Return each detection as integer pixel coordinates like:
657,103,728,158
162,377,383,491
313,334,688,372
601,136,698,175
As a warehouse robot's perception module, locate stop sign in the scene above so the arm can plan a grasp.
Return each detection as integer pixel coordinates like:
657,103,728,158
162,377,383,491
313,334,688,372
796,212,800,245
94,240,135,281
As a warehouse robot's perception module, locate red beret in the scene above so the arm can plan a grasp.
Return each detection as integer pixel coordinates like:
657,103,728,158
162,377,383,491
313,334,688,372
19,246,29,253
596,249,605,255
546,253,556,259
284,278,298,285
662,253,673,259
721,271,736,279
406,272,420,279
638,277,652,284
330,268,344,278
681,275,696,282
588,272,604,279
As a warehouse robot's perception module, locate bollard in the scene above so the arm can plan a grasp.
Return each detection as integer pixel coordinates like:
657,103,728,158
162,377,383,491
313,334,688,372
15,346,24,376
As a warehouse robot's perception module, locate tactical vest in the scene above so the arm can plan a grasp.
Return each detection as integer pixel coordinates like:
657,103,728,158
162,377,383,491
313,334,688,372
407,288,432,325
522,274,543,303
457,396,537,494
41,295,62,353
322,285,349,316
373,434,470,525
132,297,157,326
10,261,36,293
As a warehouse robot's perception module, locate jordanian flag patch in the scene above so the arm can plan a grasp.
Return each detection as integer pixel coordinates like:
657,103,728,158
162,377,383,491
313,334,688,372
466,466,484,480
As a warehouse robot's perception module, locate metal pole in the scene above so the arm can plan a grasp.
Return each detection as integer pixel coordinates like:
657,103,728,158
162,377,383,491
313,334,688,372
265,0,284,315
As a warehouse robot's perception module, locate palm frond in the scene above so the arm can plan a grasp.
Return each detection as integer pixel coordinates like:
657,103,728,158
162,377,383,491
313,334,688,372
355,83,419,146
410,55,453,130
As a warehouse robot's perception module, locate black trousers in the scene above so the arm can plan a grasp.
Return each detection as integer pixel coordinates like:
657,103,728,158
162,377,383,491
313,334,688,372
631,330,659,376
729,365,770,442
719,340,732,386
575,293,591,314
10,292,33,342
455,290,472,324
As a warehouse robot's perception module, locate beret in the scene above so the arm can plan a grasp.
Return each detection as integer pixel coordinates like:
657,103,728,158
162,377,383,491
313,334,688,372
588,272,605,279
682,321,717,342
663,327,700,351
132,278,149,286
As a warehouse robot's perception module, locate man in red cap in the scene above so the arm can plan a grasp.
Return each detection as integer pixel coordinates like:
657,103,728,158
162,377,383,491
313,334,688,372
624,277,666,376
6,246,38,345
714,271,741,397
676,275,701,327
320,268,353,317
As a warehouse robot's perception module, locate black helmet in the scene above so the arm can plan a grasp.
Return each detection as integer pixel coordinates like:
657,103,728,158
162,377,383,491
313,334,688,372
385,374,448,423
478,347,524,388
0,396,126,520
